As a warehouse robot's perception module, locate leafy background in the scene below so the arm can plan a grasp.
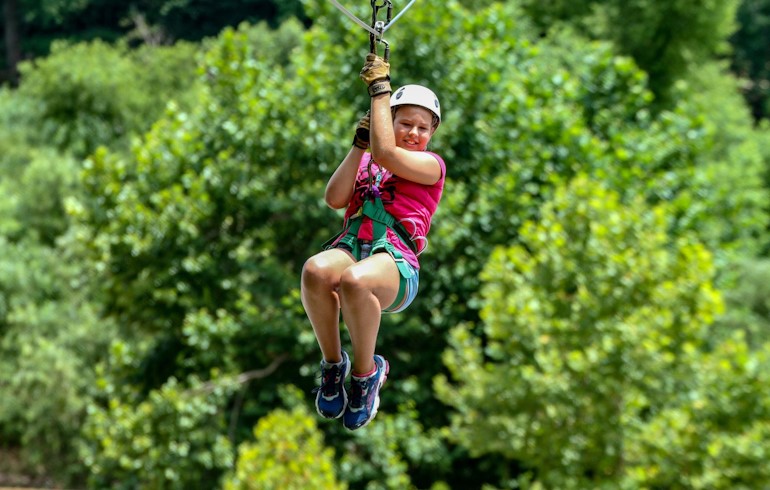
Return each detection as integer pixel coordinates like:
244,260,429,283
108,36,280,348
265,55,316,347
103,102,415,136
1,0,770,488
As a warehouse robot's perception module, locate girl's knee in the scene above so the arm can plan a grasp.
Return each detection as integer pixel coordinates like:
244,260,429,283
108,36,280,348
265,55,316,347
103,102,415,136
302,256,336,290
338,267,367,298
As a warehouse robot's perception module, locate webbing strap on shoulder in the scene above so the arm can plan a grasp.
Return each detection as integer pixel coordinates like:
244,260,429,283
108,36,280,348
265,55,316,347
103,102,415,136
362,200,395,228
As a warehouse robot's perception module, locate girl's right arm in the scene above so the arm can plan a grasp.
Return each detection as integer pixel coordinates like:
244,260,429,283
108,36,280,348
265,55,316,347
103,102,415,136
324,147,365,209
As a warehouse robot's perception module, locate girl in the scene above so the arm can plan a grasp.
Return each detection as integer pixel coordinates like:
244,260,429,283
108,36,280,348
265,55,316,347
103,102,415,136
301,54,445,430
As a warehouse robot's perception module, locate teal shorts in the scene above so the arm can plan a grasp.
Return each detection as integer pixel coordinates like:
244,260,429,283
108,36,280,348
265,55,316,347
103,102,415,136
336,240,420,313
383,260,419,314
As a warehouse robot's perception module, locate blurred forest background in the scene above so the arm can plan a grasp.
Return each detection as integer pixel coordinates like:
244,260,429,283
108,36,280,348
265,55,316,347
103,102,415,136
1,0,770,488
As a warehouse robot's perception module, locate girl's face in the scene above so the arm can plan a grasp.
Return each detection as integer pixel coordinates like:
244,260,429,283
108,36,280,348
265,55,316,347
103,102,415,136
393,105,435,151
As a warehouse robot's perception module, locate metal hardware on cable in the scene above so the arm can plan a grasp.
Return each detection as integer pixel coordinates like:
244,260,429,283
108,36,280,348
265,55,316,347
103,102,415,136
369,0,393,61
328,0,419,61
364,1,392,197
383,0,416,32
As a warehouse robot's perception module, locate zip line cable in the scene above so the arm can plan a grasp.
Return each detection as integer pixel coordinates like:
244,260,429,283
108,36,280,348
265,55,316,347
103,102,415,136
328,0,417,34
330,0,416,60
329,0,381,37
384,0,417,31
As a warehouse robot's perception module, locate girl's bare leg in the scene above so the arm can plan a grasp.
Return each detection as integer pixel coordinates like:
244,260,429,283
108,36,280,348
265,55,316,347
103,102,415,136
338,253,400,374
301,248,355,363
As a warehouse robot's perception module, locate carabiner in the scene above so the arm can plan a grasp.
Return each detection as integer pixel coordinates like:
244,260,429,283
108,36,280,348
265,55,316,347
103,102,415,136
369,0,393,62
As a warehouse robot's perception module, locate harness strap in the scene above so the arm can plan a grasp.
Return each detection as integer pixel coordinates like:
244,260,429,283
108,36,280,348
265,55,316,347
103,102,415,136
322,197,415,278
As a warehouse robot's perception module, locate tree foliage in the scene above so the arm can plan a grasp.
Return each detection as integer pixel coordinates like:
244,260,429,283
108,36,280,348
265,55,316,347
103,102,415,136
731,0,770,120
0,235,114,481
67,1,770,487
519,0,741,107
1,0,307,83
15,39,199,158
0,0,769,488
624,333,770,489
80,373,235,489
223,387,346,490
437,176,727,488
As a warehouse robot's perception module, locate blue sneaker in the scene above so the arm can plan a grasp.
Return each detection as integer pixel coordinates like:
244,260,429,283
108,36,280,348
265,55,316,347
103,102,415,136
315,351,351,419
343,355,389,430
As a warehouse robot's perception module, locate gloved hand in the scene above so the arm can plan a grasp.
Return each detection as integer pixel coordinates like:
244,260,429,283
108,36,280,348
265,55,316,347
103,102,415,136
352,110,370,149
360,53,391,97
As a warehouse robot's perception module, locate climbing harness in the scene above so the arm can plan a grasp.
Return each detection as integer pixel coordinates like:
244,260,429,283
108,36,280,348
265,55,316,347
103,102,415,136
328,0,418,61
322,159,418,278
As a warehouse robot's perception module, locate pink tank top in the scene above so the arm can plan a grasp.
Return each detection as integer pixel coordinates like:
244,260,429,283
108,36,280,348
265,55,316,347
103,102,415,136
342,152,445,269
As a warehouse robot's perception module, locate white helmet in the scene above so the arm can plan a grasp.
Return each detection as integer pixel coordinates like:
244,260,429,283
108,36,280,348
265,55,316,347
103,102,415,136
390,84,441,127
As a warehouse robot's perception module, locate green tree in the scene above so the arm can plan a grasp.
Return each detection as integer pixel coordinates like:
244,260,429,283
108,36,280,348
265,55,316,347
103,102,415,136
0,17,205,488
712,259,770,348
70,18,328,486
1,0,306,85
336,401,451,490
730,0,770,120
0,149,78,244
64,1,770,487
15,38,199,158
421,20,766,480
0,79,112,485
1,0,761,487
223,387,346,490
0,236,114,484
519,0,740,107
80,372,235,489
624,334,770,489
436,176,724,488
679,62,770,349
666,61,769,264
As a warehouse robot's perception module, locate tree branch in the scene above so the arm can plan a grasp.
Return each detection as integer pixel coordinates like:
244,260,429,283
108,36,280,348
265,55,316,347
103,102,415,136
233,353,290,384
190,353,290,395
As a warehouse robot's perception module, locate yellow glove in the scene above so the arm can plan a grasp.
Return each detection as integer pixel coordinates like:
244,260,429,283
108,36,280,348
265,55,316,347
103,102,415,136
360,53,391,97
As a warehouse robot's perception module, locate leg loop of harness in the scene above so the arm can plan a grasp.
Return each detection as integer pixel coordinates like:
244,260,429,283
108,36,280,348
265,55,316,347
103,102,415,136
322,198,415,279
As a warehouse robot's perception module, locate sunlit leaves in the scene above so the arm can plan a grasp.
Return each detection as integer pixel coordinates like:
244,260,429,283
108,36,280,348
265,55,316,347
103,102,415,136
437,176,726,487
16,40,199,159
625,334,770,488
223,387,345,490
2,0,768,487
81,376,235,489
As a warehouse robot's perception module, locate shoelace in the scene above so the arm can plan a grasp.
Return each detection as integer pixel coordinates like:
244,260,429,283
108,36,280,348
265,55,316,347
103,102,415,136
348,379,364,408
320,364,341,397
349,372,377,409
